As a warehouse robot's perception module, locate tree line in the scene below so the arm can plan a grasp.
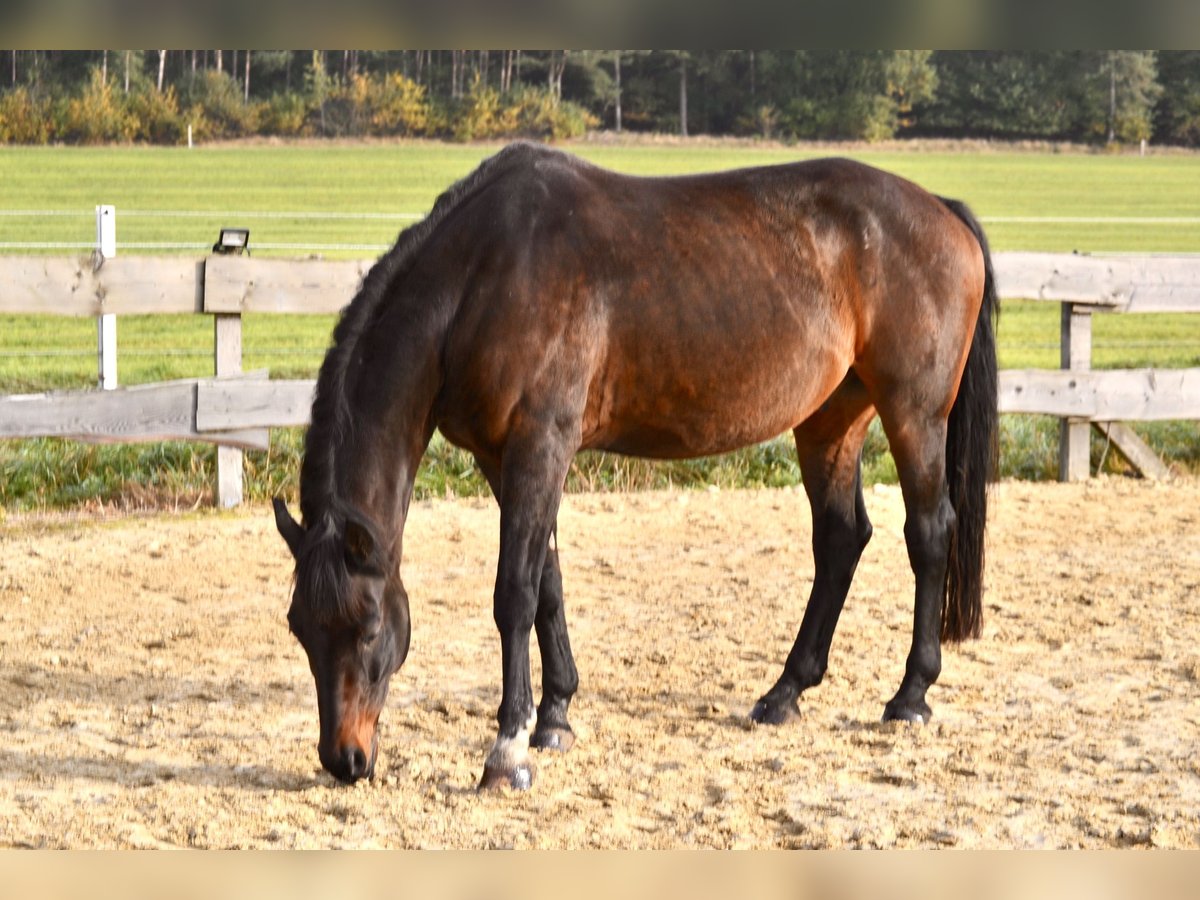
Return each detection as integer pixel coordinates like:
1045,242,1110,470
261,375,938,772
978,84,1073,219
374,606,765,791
2,50,1198,146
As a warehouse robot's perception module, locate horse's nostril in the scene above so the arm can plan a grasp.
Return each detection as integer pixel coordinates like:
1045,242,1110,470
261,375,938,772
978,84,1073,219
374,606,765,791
321,743,370,783
347,746,368,780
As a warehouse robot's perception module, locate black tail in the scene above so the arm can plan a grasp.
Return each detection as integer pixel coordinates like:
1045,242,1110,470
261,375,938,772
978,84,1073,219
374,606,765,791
939,198,1000,642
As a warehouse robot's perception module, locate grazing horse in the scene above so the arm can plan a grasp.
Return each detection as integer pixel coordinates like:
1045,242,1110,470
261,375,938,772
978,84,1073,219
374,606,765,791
273,142,999,790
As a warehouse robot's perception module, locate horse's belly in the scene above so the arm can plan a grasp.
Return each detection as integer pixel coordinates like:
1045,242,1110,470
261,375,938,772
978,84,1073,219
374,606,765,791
580,274,857,459
597,414,799,459
585,363,841,460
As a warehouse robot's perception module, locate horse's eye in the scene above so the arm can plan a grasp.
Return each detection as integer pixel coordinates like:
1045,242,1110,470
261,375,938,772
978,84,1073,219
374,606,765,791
359,614,382,643
367,659,385,684
359,608,381,645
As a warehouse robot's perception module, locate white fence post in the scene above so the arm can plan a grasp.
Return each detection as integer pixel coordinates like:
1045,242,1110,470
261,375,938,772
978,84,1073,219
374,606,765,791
215,312,245,508
96,205,117,390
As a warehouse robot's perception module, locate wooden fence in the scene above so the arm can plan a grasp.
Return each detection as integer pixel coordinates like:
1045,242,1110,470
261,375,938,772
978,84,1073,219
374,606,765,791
1,252,1198,506
994,253,1200,480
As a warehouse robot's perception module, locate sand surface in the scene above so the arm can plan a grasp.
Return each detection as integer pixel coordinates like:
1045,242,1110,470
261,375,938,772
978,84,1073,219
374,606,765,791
1,477,1198,848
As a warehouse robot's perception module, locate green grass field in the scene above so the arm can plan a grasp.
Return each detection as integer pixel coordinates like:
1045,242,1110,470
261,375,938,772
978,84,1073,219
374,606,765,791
3,141,1200,253
2,140,1198,509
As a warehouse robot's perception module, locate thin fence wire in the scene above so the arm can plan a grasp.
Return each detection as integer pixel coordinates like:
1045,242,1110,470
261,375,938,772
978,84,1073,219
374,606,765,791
0,242,97,249
0,207,422,253
120,211,425,220
983,216,1200,225
5,241,1198,256
0,210,93,216
7,209,1200,223
0,348,329,358
0,209,425,220
0,241,394,251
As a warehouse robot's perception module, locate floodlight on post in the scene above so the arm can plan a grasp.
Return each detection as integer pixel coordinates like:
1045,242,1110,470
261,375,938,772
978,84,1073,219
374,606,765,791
213,228,250,256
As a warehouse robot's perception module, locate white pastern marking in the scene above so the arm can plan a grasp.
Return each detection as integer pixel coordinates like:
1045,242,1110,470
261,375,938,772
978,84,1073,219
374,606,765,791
485,709,537,771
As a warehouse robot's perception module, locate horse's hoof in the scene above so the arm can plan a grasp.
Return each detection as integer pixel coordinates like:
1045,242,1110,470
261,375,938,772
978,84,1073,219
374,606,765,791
882,700,932,724
749,696,800,725
477,761,534,792
530,725,575,752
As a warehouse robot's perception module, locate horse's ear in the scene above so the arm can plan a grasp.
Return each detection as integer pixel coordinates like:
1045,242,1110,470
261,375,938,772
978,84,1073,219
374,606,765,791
273,498,305,559
344,516,383,576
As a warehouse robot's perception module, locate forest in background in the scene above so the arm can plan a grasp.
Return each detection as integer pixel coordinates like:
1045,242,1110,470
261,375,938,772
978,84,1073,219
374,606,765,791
1,51,1199,146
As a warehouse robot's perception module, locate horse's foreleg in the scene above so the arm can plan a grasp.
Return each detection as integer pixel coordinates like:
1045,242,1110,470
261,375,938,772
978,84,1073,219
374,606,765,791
477,434,573,792
880,415,955,724
474,454,579,755
751,390,874,724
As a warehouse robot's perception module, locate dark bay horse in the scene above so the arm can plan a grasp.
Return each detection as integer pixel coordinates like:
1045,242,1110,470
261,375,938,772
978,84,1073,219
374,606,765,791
273,142,999,790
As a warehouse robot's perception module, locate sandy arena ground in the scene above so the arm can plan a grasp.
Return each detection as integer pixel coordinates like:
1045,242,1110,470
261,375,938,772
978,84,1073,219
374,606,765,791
0,477,1197,848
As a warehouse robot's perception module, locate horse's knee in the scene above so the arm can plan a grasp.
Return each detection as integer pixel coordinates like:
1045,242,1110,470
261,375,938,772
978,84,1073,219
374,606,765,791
816,506,866,558
494,582,536,635
535,577,564,629
538,552,563,596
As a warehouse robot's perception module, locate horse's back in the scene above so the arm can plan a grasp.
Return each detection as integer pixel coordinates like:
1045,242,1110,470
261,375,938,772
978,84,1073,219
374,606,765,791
434,149,985,460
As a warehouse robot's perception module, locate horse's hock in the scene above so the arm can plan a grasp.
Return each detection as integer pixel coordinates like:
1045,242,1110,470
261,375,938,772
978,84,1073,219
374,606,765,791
0,478,1197,848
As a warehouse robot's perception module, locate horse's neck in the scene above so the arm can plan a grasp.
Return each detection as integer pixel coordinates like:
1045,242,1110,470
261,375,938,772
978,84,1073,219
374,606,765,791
340,313,446,557
345,433,425,563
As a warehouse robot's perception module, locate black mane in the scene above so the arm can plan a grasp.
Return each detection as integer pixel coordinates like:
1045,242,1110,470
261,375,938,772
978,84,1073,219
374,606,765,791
293,141,554,622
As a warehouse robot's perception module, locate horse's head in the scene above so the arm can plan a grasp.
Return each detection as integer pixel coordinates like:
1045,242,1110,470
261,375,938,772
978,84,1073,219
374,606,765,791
273,498,410,784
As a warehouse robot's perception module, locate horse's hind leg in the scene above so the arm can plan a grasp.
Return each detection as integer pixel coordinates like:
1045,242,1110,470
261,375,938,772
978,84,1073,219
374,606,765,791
875,405,955,724
751,373,875,724
475,453,579,754
528,528,579,752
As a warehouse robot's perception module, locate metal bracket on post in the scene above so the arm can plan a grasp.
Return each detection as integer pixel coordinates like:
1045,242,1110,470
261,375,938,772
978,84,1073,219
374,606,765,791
96,205,117,390
1058,302,1093,481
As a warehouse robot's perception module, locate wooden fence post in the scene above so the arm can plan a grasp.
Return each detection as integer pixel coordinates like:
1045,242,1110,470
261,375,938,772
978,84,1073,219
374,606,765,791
215,312,244,507
1059,302,1093,481
96,205,117,390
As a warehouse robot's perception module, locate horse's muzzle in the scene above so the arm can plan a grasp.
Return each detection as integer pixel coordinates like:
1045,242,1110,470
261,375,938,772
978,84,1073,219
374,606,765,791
321,741,375,784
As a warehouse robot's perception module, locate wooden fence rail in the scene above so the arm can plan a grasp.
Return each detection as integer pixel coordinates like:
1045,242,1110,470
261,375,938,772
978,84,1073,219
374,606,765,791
0,376,271,448
1,252,1198,505
5,252,1198,317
